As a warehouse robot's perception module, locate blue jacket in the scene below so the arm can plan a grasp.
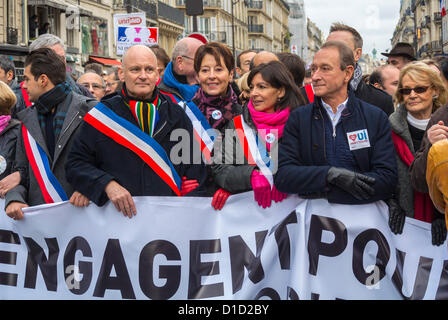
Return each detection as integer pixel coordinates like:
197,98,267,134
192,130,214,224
274,92,397,205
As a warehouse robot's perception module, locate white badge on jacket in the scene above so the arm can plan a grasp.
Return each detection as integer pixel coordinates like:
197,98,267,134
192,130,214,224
346,129,370,151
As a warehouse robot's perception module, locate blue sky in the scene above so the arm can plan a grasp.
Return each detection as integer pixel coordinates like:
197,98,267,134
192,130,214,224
304,0,401,59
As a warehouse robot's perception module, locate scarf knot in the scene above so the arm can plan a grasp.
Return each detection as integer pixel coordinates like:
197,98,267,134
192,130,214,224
247,100,290,151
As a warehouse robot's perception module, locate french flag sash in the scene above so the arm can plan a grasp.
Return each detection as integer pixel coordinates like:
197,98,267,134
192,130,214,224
22,125,68,203
84,103,182,196
162,92,215,163
233,115,274,187
21,82,33,108
304,83,315,103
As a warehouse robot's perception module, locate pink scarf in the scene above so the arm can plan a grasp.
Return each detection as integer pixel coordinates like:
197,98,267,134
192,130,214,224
0,116,11,134
247,100,290,151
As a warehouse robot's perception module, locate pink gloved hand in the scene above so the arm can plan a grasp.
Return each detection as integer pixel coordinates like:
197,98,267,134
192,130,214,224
251,170,272,209
180,177,199,196
272,185,288,203
211,188,231,210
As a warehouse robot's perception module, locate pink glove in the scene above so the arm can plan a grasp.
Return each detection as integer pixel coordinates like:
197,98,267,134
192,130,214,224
211,188,231,210
180,177,199,196
251,170,272,208
272,185,288,203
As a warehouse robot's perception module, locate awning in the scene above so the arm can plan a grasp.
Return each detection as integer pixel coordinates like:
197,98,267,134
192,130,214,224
89,56,121,66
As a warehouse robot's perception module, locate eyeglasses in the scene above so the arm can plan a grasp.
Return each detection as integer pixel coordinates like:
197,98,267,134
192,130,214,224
181,55,194,61
80,83,105,90
105,80,120,88
398,86,430,95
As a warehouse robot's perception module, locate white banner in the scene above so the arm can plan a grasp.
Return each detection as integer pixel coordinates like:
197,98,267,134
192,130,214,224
113,12,146,50
0,194,447,300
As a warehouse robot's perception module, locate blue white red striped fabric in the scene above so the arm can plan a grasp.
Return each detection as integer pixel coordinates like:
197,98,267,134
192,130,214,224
22,125,68,203
84,103,182,196
233,115,274,187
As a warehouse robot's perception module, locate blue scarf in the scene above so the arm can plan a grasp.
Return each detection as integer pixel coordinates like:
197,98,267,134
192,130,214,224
162,62,199,101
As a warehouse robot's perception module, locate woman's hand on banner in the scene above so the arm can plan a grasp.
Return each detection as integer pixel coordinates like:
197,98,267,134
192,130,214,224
212,188,231,210
0,172,21,198
180,177,199,196
272,185,288,203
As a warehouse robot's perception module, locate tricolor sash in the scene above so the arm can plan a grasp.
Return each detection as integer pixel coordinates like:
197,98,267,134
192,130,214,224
84,103,182,196
233,115,274,187
304,83,315,103
22,125,68,203
161,91,215,163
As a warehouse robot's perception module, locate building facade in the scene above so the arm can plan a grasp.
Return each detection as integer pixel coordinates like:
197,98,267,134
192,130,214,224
287,0,307,61
306,17,323,64
393,0,443,59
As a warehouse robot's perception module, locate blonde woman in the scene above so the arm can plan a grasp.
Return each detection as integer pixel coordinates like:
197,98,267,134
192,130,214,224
388,62,448,246
0,81,20,197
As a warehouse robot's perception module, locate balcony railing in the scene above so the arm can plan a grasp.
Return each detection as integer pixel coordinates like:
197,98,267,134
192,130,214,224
247,1,263,9
205,32,226,43
114,0,158,20
434,12,442,22
158,1,184,26
248,24,263,33
430,40,443,51
176,0,220,8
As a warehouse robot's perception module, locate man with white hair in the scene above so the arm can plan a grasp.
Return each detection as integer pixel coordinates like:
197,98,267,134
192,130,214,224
11,34,93,118
66,45,206,219
158,37,203,103
77,72,106,101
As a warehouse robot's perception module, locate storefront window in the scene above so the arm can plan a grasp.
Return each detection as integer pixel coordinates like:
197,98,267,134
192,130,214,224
81,16,108,57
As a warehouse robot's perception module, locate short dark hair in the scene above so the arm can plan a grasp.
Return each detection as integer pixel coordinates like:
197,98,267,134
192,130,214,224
330,22,363,49
441,59,448,81
149,44,170,68
248,61,307,111
277,52,306,88
321,41,355,70
0,55,15,79
194,42,234,74
237,50,256,68
25,48,66,85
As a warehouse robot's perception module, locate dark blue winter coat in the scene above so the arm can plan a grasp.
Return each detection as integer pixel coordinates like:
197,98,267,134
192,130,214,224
65,89,207,206
274,91,397,205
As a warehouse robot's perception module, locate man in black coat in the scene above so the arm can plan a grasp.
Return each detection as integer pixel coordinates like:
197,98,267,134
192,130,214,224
326,23,394,116
66,45,207,218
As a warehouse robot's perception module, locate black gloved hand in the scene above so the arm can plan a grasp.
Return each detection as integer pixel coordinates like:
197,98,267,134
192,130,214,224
386,198,405,235
431,216,447,246
326,167,376,200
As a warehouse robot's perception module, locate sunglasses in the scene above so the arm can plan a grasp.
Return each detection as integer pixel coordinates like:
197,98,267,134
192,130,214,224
398,86,430,95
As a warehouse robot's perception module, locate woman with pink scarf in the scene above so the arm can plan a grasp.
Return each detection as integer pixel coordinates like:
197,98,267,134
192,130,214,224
0,81,20,197
212,61,306,209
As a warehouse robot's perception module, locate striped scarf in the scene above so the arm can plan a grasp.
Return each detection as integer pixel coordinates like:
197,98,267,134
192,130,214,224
121,87,160,137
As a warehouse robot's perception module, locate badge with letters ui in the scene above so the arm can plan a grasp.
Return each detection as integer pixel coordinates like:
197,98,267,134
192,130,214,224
346,129,370,151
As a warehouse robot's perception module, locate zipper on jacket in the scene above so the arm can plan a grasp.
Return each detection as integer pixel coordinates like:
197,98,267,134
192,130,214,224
58,111,80,143
153,121,167,138
318,108,327,162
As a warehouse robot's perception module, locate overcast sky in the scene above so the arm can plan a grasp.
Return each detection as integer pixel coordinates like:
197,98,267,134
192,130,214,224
304,0,401,60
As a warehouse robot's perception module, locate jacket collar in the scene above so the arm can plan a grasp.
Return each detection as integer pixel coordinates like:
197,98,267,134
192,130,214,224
313,89,356,117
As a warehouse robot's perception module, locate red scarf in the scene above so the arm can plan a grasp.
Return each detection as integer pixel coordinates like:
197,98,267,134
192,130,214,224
391,130,434,223
248,100,290,151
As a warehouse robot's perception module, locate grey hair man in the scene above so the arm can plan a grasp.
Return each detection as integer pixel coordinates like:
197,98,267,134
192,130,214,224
158,37,204,102
12,34,93,119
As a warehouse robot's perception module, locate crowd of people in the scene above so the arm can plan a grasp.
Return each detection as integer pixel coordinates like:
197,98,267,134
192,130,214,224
0,23,448,248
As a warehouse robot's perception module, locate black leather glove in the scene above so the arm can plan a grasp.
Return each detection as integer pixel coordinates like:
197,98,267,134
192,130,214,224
326,167,376,200
431,215,447,246
386,198,405,235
